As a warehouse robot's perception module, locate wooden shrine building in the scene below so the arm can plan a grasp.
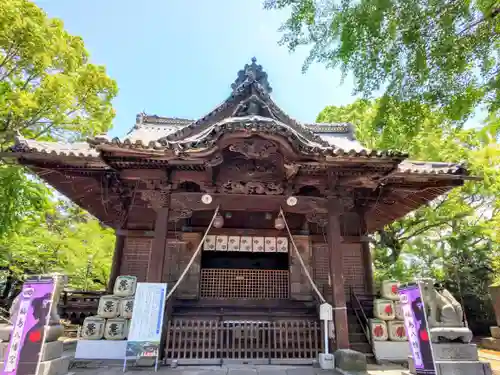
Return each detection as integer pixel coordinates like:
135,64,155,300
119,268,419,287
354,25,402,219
8,58,472,363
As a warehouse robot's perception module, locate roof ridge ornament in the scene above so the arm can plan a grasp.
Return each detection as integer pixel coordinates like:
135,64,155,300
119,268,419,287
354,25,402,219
231,57,273,94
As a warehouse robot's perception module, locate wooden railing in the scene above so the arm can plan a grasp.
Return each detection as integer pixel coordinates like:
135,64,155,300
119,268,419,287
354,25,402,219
165,318,322,364
59,290,105,324
350,287,371,345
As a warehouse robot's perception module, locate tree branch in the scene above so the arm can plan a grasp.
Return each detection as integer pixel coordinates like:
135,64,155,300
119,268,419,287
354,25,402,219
399,212,469,242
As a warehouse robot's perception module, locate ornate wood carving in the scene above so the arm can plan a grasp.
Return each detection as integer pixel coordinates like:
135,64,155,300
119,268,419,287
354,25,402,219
217,157,284,187
305,211,328,227
220,181,284,195
169,208,193,222
326,193,355,213
284,163,300,180
229,139,278,159
141,190,170,210
204,153,223,167
144,179,170,191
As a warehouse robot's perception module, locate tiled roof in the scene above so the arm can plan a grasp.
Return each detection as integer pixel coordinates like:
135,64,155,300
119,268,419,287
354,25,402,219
13,136,99,158
397,160,467,175
91,115,405,158
11,134,469,177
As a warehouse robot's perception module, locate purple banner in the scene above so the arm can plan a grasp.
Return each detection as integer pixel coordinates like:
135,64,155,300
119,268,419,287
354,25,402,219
1,276,55,375
398,283,436,375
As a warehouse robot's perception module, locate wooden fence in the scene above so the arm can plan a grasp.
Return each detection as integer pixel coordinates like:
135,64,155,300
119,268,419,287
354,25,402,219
164,319,322,365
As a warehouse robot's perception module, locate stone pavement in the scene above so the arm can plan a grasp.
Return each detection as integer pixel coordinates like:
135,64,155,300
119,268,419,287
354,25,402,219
68,365,340,375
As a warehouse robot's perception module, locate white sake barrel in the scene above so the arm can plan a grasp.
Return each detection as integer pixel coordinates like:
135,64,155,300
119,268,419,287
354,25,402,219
81,316,105,340
369,319,388,341
380,280,400,301
394,301,404,321
388,320,408,341
119,297,134,319
104,318,128,340
373,299,396,321
113,275,137,297
97,295,120,318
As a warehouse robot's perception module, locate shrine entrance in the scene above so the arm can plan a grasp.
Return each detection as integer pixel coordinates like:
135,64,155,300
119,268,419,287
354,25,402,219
199,249,290,300
164,232,323,364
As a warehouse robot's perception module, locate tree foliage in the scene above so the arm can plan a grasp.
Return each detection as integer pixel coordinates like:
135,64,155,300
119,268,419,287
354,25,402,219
265,0,500,131
0,0,117,145
0,198,115,293
0,0,117,293
317,100,500,331
0,0,117,246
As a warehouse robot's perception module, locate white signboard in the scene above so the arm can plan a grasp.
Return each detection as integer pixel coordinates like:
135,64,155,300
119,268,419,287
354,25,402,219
123,283,167,372
319,303,333,321
128,283,167,342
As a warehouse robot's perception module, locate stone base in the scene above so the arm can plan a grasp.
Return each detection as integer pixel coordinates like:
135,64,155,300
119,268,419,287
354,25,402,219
436,361,492,375
41,341,64,362
407,360,492,375
37,355,71,375
334,349,367,372
0,341,8,360
0,356,69,375
430,326,473,343
432,343,479,361
407,343,491,375
0,324,12,341
372,341,410,363
490,326,500,339
44,324,64,342
318,353,335,370
1,338,63,362
481,337,500,351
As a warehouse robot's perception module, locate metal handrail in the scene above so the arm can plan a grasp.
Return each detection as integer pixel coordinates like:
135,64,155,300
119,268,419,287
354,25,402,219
350,287,371,345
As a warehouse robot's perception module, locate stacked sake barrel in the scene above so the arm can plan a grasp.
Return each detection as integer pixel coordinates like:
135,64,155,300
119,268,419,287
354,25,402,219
80,276,137,341
369,280,408,343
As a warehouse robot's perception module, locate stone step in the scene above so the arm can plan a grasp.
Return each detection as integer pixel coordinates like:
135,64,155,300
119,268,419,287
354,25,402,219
435,361,492,375
349,341,372,354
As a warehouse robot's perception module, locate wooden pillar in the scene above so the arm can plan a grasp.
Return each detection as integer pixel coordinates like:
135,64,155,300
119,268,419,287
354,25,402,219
107,233,126,292
147,205,170,282
358,208,374,296
327,198,350,349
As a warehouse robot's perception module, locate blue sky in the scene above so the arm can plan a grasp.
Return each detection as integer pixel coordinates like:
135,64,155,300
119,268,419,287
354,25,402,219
36,0,357,138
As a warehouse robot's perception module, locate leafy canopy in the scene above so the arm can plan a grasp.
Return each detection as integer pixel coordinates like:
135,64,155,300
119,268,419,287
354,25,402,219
0,0,117,237
265,0,500,129
0,0,117,145
0,198,115,291
317,99,499,330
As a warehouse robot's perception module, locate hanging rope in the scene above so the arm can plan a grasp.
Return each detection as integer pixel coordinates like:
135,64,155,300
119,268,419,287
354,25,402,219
279,207,327,304
165,205,220,301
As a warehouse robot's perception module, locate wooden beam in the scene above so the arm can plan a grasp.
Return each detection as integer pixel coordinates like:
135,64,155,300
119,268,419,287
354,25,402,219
107,233,125,293
168,192,328,214
358,208,374,296
327,198,350,350
147,205,170,283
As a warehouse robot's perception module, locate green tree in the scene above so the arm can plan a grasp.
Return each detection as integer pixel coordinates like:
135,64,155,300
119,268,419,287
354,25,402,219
0,199,115,291
0,0,117,145
0,0,117,235
318,99,499,330
265,0,500,128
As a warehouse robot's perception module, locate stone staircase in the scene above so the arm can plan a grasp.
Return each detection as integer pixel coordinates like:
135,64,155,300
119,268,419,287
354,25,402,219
347,294,375,359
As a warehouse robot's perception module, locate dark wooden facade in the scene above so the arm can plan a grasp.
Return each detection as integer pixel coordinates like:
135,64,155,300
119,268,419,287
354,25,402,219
8,58,473,361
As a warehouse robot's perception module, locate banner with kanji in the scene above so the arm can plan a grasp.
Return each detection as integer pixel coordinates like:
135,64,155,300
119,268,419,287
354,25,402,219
1,276,55,375
398,283,436,375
